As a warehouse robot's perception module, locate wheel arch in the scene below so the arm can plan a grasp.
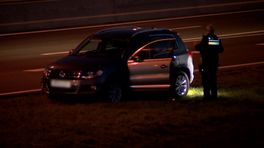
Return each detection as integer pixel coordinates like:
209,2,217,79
170,65,191,81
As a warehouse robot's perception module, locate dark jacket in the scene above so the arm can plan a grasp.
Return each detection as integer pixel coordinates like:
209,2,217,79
196,33,224,70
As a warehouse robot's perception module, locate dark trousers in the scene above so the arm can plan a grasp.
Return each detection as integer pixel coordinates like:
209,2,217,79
201,67,218,99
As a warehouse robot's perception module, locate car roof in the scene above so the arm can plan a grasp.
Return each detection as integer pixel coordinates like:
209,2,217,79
94,27,174,41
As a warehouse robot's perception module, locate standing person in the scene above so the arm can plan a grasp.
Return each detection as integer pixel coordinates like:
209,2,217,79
195,25,224,99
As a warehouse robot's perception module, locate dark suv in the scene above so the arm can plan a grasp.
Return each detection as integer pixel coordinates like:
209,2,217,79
42,27,194,102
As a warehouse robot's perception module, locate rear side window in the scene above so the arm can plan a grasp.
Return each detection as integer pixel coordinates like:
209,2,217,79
133,39,175,60
138,40,175,59
175,36,187,55
149,40,175,59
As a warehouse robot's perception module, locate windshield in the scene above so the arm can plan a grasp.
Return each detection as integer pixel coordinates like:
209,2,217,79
74,37,128,56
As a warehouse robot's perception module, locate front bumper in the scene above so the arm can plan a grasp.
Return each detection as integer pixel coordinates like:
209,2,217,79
42,78,103,95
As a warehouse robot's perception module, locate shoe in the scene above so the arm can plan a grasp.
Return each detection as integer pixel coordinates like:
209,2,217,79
203,96,211,100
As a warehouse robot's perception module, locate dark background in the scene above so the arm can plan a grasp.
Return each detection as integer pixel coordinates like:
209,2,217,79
0,0,264,147
1,0,263,33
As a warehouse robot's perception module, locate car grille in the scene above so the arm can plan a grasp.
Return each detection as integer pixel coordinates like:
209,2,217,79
49,70,80,79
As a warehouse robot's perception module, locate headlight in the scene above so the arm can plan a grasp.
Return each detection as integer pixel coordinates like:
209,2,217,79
81,70,103,79
96,70,103,76
73,72,81,79
82,72,95,79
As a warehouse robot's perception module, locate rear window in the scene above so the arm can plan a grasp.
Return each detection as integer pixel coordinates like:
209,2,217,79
174,36,187,55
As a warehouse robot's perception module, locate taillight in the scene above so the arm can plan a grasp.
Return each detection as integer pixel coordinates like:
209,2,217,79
188,50,193,57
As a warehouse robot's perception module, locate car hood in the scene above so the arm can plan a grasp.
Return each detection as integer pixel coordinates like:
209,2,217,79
48,54,121,71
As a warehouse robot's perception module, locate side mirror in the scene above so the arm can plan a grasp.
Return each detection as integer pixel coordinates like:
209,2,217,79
69,49,74,55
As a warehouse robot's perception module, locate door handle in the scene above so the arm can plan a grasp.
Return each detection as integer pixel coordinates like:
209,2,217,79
160,64,168,69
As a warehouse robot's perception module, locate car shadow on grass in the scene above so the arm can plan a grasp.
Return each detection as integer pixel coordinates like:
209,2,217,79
46,90,230,105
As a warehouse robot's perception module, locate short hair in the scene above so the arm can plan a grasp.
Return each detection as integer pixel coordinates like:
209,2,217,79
206,24,215,34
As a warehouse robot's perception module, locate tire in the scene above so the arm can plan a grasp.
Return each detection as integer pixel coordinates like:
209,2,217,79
105,84,123,103
172,72,190,98
42,83,55,99
47,93,56,99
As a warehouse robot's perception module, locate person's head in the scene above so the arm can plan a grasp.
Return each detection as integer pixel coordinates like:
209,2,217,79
205,24,215,34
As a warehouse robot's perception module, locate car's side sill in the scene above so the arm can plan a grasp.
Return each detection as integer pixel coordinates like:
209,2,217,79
130,84,170,89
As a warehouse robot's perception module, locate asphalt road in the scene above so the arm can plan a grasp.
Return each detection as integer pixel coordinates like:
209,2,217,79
0,9,263,94
2,0,263,33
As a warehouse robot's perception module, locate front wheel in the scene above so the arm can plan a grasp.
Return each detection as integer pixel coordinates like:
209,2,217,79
105,84,123,103
172,72,190,98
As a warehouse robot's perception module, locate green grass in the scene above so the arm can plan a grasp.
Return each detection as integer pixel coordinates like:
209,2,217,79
188,87,264,100
187,87,204,98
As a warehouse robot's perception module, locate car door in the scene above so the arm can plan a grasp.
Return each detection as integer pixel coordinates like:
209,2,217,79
128,38,175,88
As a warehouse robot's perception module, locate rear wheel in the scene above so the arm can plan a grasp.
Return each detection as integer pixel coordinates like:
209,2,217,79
172,72,190,98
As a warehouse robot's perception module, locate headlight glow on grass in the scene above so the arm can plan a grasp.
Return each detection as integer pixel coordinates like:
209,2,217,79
187,87,203,98
187,87,234,98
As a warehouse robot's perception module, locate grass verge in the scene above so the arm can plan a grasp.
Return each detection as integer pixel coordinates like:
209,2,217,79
0,65,263,147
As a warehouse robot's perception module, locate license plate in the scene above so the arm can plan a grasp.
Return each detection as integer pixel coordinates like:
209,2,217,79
50,79,71,88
